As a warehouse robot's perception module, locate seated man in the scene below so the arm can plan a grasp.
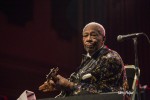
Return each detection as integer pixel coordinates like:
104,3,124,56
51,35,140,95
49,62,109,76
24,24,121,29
39,22,128,97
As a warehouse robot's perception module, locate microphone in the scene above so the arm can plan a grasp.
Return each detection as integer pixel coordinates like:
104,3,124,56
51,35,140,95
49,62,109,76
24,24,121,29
117,33,144,42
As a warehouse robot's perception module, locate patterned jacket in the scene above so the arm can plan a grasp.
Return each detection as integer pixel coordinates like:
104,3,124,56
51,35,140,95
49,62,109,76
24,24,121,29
56,46,127,97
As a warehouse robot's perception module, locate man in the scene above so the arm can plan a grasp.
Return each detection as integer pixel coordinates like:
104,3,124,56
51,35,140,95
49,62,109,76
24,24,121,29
39,22,128,97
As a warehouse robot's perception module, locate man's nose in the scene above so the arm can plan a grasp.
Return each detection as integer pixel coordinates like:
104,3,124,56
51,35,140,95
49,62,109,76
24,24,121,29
86,35,92,41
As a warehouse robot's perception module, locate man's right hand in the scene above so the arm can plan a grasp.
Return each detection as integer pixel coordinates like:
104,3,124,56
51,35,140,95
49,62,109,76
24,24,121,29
39,80,56,92
39,74,74,93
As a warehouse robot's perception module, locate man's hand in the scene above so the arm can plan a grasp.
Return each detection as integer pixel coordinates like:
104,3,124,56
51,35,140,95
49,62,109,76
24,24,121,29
56,75,74,89
39,80,56,92
39,74,74,93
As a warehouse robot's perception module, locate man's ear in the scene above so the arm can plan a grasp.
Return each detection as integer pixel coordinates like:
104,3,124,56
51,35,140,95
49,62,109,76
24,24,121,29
103,36,106,42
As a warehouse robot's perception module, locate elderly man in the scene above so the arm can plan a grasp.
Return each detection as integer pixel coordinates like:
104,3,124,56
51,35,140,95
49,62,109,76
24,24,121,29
39,22,128,97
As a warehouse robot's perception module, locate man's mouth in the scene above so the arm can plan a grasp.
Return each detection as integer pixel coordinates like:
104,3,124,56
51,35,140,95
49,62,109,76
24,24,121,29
85,44,94,48
86,43,94,46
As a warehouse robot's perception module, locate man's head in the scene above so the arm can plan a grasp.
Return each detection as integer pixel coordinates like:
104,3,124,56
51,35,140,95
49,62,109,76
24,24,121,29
82,22,106,55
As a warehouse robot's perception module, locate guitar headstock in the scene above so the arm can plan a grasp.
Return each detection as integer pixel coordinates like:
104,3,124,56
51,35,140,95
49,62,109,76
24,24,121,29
46,67,59,81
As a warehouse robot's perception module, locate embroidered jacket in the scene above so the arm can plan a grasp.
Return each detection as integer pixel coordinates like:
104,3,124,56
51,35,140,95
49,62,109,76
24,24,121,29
56,46,127,97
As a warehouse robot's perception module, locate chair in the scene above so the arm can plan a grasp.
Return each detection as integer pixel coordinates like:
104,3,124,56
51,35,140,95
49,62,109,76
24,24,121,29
125,65,140,100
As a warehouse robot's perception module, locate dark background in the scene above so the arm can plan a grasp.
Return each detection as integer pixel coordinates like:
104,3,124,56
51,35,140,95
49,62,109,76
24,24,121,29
0,0,150,99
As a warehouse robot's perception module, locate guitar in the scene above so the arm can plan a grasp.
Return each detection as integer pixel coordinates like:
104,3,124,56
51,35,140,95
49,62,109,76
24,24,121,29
39,67,59,92
46,67,59,83
39,67,73,92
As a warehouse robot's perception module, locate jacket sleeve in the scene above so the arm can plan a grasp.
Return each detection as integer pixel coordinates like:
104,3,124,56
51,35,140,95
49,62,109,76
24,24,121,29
94,51,125,92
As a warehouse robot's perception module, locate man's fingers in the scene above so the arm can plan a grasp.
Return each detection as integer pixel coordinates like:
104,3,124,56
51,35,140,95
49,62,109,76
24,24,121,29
48,80,55,86
39,81,56,92
42,88,50,92
39,84,46,90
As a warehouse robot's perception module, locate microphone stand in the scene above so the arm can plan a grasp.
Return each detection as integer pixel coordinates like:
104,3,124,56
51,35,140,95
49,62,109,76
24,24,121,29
133,37,141,100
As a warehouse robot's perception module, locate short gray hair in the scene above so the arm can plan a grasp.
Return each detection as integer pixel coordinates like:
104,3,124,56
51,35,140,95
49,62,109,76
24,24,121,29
83,22,105,37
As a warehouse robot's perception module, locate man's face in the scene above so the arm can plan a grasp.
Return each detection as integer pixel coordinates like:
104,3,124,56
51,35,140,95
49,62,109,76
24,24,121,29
82,25,104,55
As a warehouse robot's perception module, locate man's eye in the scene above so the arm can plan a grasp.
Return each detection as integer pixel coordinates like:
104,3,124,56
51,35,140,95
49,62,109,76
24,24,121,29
83,34,88,37
91,34,98,37
91,34,97,36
